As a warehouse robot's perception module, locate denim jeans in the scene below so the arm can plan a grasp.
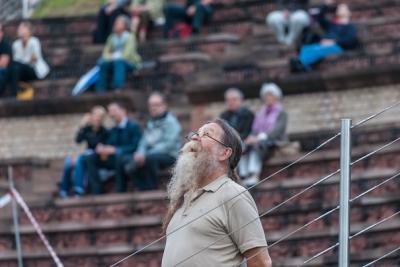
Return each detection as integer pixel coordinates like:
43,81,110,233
299,43,343,68
59,155,87,196
95,59,135,92
130,153,176,191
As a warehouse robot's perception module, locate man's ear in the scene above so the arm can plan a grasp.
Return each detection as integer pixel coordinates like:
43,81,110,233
219,147,232,162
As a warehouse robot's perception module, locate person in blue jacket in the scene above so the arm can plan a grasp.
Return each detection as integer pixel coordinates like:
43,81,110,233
290,3,358,72
124,92,182,191
85,102,142,194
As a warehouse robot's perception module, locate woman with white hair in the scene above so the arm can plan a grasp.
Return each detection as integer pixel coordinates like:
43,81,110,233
239,83,288,186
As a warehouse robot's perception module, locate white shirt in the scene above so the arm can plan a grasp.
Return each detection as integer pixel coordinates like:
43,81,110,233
12,36,50,79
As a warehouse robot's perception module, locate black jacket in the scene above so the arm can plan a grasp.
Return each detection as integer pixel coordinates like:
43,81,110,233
276,0,309,11
220,107,254,140
75,125,109,150
106,119,142,155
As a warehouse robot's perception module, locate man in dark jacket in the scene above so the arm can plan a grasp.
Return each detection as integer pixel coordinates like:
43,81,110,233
163,0,213,38
220,88,254,141
266,0,310,46
0,23,15,97
85,102,142,194
290,3,358,72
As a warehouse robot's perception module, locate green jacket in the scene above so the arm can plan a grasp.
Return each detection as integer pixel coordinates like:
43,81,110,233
102,32,142,67
131,0,165,21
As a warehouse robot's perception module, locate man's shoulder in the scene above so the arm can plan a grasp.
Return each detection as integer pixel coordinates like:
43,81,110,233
218,178,252,207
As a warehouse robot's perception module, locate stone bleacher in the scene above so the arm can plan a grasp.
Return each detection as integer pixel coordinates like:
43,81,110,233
0,0,400,266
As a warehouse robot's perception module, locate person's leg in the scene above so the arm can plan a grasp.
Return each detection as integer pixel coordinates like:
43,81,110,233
286,10,310,46
93,5,109,44
191,3,213,34
266,10,287,44
72,154,87,195
18,63,37,82
95,59,111,92
141,153,176,190
0,69,7,97
85,153,104,195
299,43,343,68
238,152,250,178
115,153,133,193
111,60,134,90
7,62,19,97
163,4,188,38
59,156,73,197
247,149,264,178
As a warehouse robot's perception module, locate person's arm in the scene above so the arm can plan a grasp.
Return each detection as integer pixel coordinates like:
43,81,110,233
122,34,141,65
240,110,255,140
266,111,288,142
148,117,182,154
115,123,142,155
244,247,272,267
0,42,11,68
102,36,113,60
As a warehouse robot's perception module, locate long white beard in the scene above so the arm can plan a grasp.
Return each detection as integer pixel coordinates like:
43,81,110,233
167,141,215,207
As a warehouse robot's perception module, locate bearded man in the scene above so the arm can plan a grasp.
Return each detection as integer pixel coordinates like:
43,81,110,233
162,119,272,267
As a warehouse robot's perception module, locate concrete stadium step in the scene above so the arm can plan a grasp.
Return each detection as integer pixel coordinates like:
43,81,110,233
0,215,398,267
12,167,399,224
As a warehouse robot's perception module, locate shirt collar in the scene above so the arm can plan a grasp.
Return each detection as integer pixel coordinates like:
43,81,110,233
118,117,128,129
201,175,230,193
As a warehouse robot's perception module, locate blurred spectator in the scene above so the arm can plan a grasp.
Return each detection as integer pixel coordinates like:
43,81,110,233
59,106,108,198
85,102,142,194
124,92,181,191
0,23,14,98
93,0,132,44
220,88,254,140
239,83,288,187
95,15,141,92
11,22,49,92
266,0,310,46
130,0,166,42
290,3,358,72
163,0,214,38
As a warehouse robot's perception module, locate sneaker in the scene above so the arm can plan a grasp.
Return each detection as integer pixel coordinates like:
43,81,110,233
242,175,260,187
289,57,307,73
59,190,68,199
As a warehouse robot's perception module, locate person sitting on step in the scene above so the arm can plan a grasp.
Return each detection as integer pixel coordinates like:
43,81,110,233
220,88,254,141
239,83,288,187
130,0,166,42
59,106,109,198
95,15,141,92
0,23,15,98
123,92,181,191
290,3,358,72
85,102,142,194
163,0,214,38
11,21,50,96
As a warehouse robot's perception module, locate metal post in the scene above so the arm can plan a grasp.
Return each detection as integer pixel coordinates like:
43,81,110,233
8,167,24,267
339,119,351,267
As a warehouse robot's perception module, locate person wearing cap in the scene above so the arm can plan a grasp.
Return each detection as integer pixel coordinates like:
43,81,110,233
220,88,254,141
95,15,141,92
239,83,288,187
162,119,271,267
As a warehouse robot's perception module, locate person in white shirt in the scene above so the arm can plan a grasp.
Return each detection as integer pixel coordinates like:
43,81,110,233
12,22,49,87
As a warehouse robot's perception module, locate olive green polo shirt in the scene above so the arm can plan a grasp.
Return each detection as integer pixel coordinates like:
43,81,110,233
162,175,267,267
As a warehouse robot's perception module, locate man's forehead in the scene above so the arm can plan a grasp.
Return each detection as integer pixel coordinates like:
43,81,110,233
199,123,223,135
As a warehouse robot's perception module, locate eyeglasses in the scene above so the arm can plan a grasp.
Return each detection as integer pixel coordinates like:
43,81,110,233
186,131,229,148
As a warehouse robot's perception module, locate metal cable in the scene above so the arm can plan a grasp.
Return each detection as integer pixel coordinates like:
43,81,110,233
109,101,400,267
351,100,400,129
361,246,400,267
300,210,400,266
237,170,400,266
350,136,400,166
109,134,341,267
174,136,400,266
